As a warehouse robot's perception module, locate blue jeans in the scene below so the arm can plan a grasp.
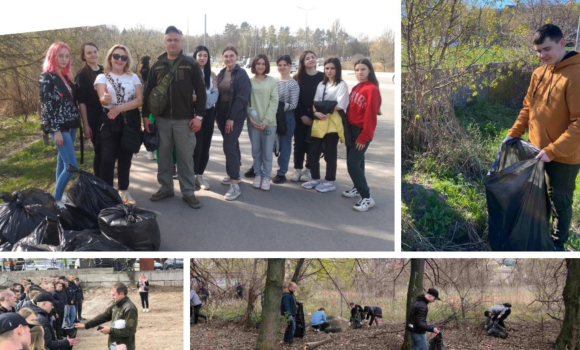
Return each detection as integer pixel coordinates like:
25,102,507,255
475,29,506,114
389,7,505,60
283,316,296,344
248,124,277,179
50,129,78,201
63,304,76,327
410,332,428,350
276,110,297,176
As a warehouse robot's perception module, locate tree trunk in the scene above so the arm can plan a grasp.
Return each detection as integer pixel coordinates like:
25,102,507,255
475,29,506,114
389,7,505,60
292,258,305,283
555,259,580,350
401,259,425,350
256,259,285,350
244,259,260,329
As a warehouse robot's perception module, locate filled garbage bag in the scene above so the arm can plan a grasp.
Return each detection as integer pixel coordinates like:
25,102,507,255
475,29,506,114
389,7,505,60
485,139,554,251
59,204,99,231
294,301,306,338
429,332,445,350
143,123,159,152
8,216,63,251
62,230,133,251
98,205,160,251
67,165,123,221
487,321,508,339
0,192,59,245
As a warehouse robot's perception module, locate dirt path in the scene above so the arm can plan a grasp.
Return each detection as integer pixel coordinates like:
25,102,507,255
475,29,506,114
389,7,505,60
74,286,182,350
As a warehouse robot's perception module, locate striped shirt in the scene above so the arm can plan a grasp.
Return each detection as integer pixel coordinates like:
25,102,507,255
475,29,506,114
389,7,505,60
277,78,300,112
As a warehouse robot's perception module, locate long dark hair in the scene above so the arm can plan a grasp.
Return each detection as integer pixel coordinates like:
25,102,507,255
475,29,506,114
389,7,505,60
293,50,316,86
138,56,150,75
353,58,382,115
193,45,212,87
322,57,342,85
79,42,99,82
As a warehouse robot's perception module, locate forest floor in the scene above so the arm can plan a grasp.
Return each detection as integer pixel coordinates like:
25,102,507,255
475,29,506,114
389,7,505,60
191,319,559,350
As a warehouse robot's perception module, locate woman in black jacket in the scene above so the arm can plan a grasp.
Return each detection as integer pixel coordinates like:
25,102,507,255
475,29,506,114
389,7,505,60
39,42,81,209
216,46,251,201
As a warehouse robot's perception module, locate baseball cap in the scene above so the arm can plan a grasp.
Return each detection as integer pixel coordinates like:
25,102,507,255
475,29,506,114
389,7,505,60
74,278,80,281
427,288,441,300
0,313,36,335
58,276,67,280
35,292,55,304
165,26,182,35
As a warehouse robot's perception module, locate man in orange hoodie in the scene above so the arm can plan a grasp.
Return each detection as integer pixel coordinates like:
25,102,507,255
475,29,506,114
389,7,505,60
506,24,580,250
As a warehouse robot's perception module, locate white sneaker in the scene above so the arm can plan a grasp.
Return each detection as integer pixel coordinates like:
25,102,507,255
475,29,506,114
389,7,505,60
252,175,263,189
290,169,302,182
222,176,231,185
315,180,336,193
300,169,312,182
146,151,155,160
261,178,271,191
353,197,376,212
119,190,137,206
224,184,241,201
146,308,149,312
196,175,210,190
143,308,146,312
302,179,321,190
342,187,360,198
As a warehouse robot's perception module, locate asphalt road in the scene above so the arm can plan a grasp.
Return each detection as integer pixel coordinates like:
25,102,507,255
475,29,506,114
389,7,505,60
128,67,394,251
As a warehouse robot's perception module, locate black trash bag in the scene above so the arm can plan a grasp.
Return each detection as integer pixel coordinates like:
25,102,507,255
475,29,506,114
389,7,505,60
62,326,77,350
294,301,306,338
11,217,63,252
0,242,12,251
62,230,133,251
485,138,554,251
487,321,508,339
98,205,160,251
324,326,341,333
429,332,445,350
143,123,159,152
0,197,59,245
0,188,59,215
59,204,99,231
67,165,123,221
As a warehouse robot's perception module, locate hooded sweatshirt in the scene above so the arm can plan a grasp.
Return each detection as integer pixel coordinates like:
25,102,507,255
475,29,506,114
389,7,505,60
508,51,580,164
347,80,381,145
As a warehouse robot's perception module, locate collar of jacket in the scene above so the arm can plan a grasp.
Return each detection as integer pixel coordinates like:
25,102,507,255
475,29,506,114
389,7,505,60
115,296,129,307
47,72,74,102
417,295,429,304
157,51,185,64
220,64,241,75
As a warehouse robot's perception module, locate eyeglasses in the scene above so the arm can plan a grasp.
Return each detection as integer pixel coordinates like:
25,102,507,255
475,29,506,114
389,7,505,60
112,53,128,62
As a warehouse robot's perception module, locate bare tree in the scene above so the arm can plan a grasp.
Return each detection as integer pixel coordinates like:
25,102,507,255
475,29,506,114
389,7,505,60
555,259,580,349
402,258,425,350
256,259,285,350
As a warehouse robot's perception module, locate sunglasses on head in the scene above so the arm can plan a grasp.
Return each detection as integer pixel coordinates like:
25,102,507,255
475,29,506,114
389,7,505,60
112,53,128,61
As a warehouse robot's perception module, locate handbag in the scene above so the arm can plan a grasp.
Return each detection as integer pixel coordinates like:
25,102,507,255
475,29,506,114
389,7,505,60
311,85,337,139
105,74,143,153
143,123,159,151
276,101,287,136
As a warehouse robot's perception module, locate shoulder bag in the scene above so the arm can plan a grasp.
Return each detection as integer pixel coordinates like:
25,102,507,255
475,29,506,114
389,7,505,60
148,55,184,116
105,74,143,153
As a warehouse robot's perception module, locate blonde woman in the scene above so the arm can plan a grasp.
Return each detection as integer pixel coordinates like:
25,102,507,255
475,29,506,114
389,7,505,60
138,273,150,312
17,307,45,350
94,44,143,205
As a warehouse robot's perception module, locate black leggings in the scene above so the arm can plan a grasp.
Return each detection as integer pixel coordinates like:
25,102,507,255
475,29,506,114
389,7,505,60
308,133,339,181
193,106,216,175
139,292,149,309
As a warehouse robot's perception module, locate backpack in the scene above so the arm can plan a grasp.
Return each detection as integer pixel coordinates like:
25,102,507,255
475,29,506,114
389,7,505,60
148,55,184,117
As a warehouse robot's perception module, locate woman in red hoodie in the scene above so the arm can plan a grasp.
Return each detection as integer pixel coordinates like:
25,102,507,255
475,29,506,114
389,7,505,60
344,58,381,212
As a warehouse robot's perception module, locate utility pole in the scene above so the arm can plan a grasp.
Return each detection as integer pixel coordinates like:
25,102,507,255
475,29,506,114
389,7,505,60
297,6,314,52
187,17,190,55
204,14,207,47
576,10,580,51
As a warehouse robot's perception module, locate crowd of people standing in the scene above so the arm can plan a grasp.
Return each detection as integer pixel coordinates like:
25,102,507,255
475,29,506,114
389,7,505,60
39,24,382,213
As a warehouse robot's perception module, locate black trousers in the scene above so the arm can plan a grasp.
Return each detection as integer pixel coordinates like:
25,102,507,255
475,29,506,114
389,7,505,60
88,119,102,178
191,304,207,324
98,109,140,190
75,301,82,319
293,115,310,170
492,308,511,328
140,292,149,309
312,322,330,331
308,133,339,181
193,107,216,175
55,310,64,336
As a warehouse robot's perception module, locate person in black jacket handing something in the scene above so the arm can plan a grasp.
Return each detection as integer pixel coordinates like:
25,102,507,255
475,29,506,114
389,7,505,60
31,293,80,349
407,288,441,350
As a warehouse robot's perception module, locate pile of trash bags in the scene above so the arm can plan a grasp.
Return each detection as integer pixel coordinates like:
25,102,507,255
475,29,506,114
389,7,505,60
485,138,554,251
0,167,160,251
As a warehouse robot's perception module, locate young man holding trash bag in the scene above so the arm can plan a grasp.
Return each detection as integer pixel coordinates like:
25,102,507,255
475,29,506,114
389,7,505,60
407,288,441,350
504,24,580,251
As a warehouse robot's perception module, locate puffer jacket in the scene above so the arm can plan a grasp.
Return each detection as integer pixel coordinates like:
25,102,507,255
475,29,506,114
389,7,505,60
84,296,138,350
407,295,434,334
31,303,70,350
39,72,81,133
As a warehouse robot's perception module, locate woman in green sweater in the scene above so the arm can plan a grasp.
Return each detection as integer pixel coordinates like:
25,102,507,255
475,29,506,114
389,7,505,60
248,54,279,191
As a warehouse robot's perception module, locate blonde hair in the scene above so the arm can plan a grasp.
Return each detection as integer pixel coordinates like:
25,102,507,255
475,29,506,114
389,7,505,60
104,44,134,75
17,308,45,350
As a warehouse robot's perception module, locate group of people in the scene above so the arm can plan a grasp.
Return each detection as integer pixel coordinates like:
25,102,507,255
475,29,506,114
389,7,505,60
39,24,382,212
0,276,140,350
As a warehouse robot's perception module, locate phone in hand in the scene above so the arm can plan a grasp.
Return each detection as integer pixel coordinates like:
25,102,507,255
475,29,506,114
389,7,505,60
97,326,104,331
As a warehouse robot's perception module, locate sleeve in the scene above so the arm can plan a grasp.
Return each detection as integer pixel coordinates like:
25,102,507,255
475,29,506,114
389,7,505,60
84,305,113,329
110,308,138,338
543,75,580,160
205,72,219,108
43,321,70,350
229,70,251,121
133,74,142,86
336,81,350,110
39,75,60,133
193,63,207,117
294,79,305,118
313,83,323,102
357,86,380,145
281,295,289,314
265,78,279,126
142,65,157,118
415,306,434,332
94,74,106,86
508,72,536,138
285,81,299,112
74,71,88,105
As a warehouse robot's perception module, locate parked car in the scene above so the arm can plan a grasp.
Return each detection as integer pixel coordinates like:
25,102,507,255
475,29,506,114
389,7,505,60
154,261,163,270
163,258,184,270
290,61,298,74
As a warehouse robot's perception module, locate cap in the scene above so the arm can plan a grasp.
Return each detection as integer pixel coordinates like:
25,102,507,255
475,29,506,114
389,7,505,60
74,278,80,281
35,292,55,304
165,26,182,35
427,288,441,300
58,276,67,280
0,313,36,335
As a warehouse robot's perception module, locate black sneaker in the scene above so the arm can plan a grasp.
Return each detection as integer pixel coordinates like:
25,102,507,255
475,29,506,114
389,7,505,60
244,167,256,178
272,175,286,184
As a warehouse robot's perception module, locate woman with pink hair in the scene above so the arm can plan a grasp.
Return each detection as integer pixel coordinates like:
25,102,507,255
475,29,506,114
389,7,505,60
39,42,81,208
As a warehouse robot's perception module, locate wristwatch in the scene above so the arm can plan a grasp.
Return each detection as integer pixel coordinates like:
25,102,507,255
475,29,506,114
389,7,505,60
196,116,203,121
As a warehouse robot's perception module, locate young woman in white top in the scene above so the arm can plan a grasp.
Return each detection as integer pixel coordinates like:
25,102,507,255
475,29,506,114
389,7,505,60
302,57,349,193
94,44,143,205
